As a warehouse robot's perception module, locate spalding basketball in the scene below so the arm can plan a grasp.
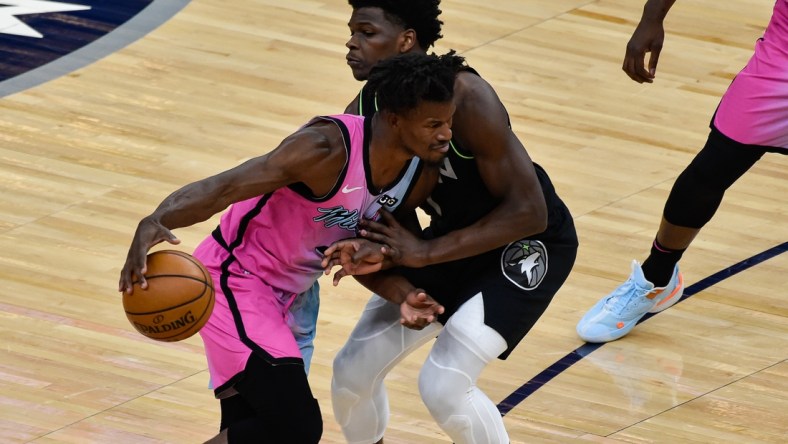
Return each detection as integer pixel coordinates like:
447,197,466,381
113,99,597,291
123,250,215,342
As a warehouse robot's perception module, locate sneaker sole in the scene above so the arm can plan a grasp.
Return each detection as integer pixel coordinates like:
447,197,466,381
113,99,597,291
578,318,640,343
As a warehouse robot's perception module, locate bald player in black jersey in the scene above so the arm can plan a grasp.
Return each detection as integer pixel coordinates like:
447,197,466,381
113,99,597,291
319,1,579,442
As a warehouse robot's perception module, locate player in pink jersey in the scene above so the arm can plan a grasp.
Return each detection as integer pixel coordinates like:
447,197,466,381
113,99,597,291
577,0,787,343
118,52,463,443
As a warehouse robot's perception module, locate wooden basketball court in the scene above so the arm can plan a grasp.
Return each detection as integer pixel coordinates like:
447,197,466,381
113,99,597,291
1,0,785,442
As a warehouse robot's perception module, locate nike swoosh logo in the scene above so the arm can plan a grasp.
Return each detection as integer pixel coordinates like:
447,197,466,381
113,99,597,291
342,185,363,194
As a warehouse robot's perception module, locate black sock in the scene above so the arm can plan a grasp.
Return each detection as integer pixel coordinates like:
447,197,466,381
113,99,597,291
641,239,685,287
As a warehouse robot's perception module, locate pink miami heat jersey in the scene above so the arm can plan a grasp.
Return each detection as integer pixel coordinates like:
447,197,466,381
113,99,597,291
195,114,421,394
714,0,788,149
211,114,418,295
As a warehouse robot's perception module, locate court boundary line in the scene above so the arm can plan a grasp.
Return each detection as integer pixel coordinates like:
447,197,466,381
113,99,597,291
497,241,788,415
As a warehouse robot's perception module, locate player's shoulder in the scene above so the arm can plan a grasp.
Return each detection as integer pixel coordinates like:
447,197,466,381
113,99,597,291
303,115,361,136
454,70,499,108
286,117,350,155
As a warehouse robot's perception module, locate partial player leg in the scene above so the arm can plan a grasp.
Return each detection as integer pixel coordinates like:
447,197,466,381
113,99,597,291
643,128,767,285
211,353,322,443
196,251,322,442
418,293,509,444
332,295,441,444
577,128,767,343
288,281,320,374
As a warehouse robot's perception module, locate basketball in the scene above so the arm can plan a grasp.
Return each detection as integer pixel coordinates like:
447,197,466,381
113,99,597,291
123,250,215,342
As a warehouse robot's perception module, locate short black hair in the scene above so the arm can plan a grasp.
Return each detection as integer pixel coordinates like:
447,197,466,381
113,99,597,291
367,51,465,115
349,0,443,49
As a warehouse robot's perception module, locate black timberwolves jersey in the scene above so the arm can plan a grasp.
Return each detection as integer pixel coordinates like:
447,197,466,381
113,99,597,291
356,67,566,238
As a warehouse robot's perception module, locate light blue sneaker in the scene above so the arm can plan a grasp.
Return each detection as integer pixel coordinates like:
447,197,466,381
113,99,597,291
577,260,683,343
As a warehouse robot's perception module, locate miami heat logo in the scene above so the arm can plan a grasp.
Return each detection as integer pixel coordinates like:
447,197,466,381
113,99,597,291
313,205,359,231
501,239,547,290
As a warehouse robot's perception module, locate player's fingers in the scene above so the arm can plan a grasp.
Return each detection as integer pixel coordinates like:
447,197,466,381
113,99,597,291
323,257,340,273
125,257,148,292
118,270,131,293
632,50,656,84
362,218,391,236
403,317,425,330
137,269,148,290
323,240,355,257
323,243,338,257
622,52,646,83
647,46,661,79
332,269,349,286
351,246,379,261
359,229,386,243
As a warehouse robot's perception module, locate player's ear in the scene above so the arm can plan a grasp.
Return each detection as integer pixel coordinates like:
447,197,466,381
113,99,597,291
399,29,417,53
384,110,401,129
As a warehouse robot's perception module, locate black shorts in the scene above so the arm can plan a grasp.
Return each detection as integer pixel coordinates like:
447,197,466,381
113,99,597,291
400,204,578,359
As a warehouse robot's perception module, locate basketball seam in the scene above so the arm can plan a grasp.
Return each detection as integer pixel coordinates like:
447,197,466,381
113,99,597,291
125,249,216,342
131,274,213,288
125,279,211,315
149,289,215,341
165,249,212,284
141,249,213,287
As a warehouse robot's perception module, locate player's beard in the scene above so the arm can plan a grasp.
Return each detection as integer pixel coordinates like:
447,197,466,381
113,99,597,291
423,153,448,167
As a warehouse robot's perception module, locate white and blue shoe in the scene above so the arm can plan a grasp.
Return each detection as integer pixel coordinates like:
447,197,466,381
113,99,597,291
577,260,683,343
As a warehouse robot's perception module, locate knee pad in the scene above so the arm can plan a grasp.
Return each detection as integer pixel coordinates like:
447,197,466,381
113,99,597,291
419,352,508,444
418,294,509,443
330,384,361,427
331,341,372,398
332,295,437,443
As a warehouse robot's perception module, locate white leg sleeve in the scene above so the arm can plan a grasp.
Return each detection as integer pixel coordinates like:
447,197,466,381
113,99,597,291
332,295,442,444
418,293,509,444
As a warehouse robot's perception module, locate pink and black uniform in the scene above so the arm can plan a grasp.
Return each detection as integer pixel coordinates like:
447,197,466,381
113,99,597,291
193,114,419,397
714,0,788,151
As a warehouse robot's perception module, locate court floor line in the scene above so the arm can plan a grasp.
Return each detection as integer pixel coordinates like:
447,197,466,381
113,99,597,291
497,241,788,415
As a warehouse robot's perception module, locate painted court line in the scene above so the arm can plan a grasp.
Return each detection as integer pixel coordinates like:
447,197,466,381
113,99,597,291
497,241,788,415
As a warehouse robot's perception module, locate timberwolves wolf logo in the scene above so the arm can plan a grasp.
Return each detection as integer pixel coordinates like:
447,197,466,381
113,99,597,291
0,0,190,97
501,239,547,290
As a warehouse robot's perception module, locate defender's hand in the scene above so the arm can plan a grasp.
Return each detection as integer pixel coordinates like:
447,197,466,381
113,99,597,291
400,289,444,330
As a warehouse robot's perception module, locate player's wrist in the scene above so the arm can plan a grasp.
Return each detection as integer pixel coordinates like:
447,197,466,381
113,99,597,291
642,0,674,22
409,242,433,268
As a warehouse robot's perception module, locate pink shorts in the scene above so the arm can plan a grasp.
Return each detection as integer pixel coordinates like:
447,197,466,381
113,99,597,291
194,237,302,397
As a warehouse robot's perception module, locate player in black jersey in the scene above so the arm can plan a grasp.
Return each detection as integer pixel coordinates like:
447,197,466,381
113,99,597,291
321,1,579,442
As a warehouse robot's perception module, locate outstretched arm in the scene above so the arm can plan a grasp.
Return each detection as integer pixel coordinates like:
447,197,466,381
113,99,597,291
623,0,677,83
362,72,548,268
119,121,346,293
